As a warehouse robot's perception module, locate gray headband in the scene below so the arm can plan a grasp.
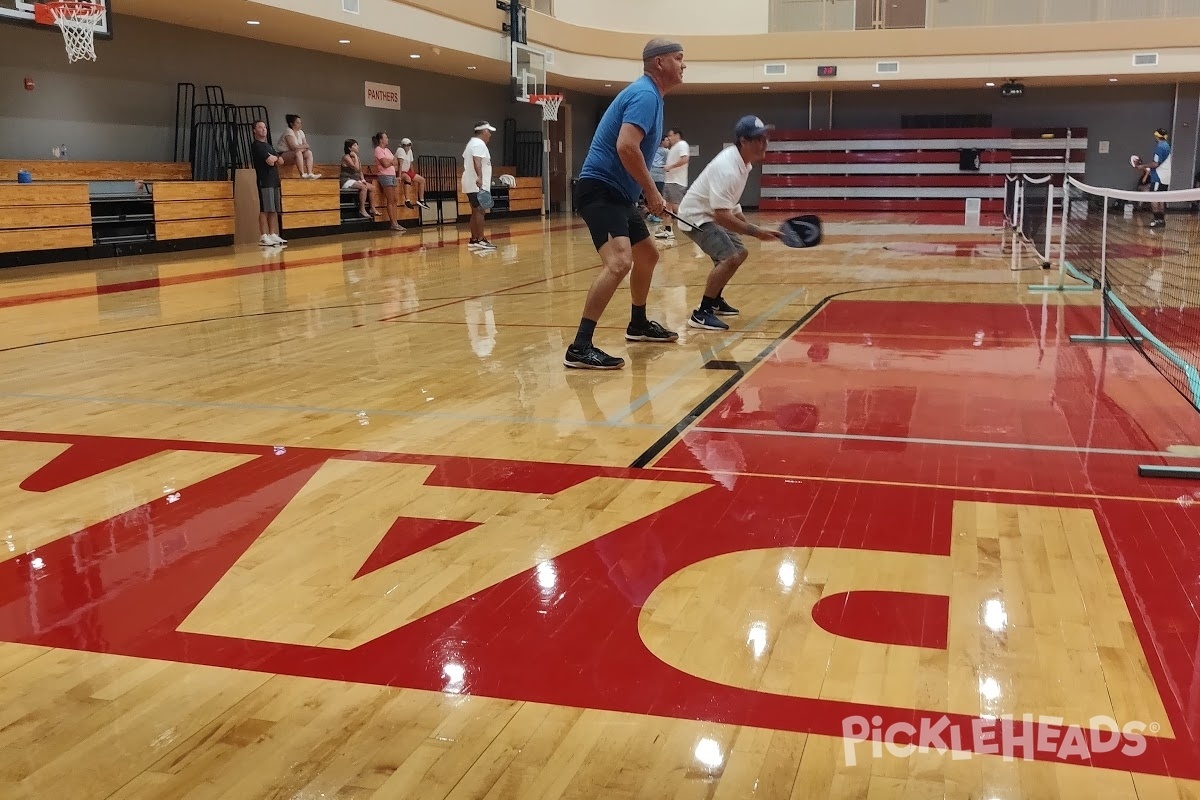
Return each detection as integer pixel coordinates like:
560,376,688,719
642,41,682,60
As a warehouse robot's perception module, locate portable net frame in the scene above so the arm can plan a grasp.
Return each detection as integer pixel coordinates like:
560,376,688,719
35,1,105,63
1004,174,1056,271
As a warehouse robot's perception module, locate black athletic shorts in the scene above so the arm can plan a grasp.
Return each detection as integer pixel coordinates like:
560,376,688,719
576,178,649,250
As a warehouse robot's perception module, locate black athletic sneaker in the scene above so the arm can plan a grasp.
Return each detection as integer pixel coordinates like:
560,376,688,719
625,319,679,342
713,297,740,316
564,343,625,370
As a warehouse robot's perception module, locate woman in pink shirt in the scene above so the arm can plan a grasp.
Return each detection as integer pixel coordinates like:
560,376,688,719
372,131,403,232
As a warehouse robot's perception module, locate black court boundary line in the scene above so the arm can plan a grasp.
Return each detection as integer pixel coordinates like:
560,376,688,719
628,283,949,470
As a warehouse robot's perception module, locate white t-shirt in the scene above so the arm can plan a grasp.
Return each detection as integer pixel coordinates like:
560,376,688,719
677,145,752,230
665,140,690,186
397,148,414,173
462,137,492,194
278,128,306,152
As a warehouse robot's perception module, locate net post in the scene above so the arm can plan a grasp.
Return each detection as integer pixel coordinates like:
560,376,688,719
1069,196,1128,343
1010,180,1023,271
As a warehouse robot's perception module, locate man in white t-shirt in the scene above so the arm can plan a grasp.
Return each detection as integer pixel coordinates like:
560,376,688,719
656,127,689,239
678,115,781,332
462,121,496,250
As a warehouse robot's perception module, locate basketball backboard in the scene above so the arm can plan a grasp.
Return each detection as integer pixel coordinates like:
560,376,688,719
511,41,548,103
0,0,113,38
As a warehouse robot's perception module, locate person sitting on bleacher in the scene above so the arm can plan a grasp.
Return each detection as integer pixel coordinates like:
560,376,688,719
277,114,320,179
340,139,373,219
396,138,430,211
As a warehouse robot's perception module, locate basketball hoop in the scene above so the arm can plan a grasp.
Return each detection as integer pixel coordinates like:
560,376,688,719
34,2,105,63
529,94,564,122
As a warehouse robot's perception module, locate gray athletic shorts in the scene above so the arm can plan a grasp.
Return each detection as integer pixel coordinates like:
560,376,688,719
685,222,746,265
663,183,687,204
258,186,282,214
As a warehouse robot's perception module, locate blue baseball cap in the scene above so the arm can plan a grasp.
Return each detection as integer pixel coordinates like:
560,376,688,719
734,115,774,139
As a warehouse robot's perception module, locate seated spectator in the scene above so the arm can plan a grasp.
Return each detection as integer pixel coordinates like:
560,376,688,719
277,114,320,179
397,138,430,210
340,139,373,219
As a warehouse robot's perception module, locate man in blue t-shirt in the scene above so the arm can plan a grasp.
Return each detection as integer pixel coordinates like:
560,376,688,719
564,38,686,371
1135,127,1172,228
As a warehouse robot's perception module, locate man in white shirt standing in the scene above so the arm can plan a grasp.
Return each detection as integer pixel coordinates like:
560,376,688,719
462,121,496,250
679,115,781,332
656,127,689,239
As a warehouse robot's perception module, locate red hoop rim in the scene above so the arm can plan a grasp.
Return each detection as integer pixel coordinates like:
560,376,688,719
33,1,107,25
528,94,564,103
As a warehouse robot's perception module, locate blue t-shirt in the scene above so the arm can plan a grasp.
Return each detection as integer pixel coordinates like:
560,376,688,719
579,74,663,203
650,146,668,182
1151,140,1171,185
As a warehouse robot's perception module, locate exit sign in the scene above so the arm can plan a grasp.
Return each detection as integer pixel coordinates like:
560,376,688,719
817,65,837,77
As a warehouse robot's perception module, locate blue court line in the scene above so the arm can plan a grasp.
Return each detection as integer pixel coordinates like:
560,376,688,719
614,286,812,423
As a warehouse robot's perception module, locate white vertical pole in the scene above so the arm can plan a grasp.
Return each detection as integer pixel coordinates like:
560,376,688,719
1043,182,1054,267
1099,199,1110,337
1056,180,1070,289
542,113,549,217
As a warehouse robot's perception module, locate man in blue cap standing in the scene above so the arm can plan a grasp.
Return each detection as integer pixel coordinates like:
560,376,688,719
678,115,781,332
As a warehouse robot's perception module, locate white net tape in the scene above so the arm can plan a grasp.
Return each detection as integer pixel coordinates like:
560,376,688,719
52,4,104,63
1067,176,1200,204
537,95,563,121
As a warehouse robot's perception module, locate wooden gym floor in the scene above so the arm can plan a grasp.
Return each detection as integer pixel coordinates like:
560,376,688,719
2,212,1200,799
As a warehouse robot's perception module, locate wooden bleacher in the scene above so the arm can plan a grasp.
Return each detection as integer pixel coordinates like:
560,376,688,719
153,181,235,241
0,183,92,254
456,167,544,219
0,160,234,262
0,155,543,263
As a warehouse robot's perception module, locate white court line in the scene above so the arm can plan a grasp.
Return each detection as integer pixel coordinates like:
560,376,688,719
692,426,1199,459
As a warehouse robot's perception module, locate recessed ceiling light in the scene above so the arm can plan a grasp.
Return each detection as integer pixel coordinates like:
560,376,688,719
409,54,420,59
872,83,880,88
985,82,995,87
338,39,350,44
762,85,770,89
468,65,477,70
604,83,611,87
246,20,260,25
1109,77,1119,82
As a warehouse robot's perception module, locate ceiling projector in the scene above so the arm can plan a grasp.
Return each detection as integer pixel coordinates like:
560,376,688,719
1001,80,1025,97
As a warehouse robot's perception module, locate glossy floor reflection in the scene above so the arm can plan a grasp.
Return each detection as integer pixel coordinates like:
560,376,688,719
1,214,1198,799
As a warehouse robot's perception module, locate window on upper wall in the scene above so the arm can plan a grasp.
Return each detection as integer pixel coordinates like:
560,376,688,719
527,0,554,14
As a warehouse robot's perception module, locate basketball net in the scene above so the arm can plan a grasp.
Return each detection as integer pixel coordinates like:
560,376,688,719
530,94,563,122
36,2,105,63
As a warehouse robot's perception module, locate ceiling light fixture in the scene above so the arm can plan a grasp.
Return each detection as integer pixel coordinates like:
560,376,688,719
339,39,350,44
1109,77,1119,82
871,83,880,88
246,20,260,25
762,85,770,89
985,82,995,87
409,54,420,59
604,83,611,87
